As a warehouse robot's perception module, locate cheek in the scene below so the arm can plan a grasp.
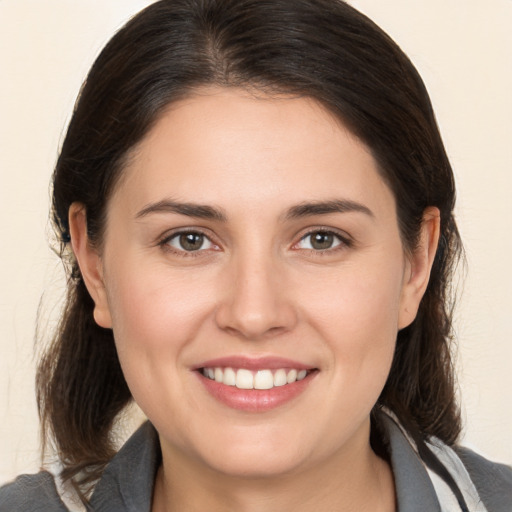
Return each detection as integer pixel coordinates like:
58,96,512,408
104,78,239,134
104,261,219,395
107,262,212,341
103,261,222,426
296,259,404,398
299,259,404,342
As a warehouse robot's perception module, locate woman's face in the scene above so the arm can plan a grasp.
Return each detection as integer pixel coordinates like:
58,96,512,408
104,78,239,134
73,87,434,478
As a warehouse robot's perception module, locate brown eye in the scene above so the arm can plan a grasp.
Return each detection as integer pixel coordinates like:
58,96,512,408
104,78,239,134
166,232,213,252
296,231,343,251
180,233,204,251
310,232,335,250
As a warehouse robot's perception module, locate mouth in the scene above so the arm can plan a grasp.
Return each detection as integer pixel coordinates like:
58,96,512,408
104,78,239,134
194,357,318,412
200,367,311,390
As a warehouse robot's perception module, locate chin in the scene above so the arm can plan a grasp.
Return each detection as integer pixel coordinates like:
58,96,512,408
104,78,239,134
204,447,307,479
190,422,322,479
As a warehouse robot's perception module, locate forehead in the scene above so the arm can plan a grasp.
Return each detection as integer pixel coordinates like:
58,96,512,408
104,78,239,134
111,87,395,219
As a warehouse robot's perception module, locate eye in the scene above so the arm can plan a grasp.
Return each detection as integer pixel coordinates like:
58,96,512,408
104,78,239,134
164,231,215,252
295,231,345,251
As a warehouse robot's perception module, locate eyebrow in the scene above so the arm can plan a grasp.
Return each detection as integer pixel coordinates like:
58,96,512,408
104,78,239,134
135,200,227,221
135,198,373,222
284,199,374,220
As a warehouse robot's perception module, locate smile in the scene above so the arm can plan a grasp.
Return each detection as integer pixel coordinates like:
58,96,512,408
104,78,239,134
201,367,309,390
196,358,318,411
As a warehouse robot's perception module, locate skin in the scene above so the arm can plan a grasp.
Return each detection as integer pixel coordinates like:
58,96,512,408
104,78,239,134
70,87,440,512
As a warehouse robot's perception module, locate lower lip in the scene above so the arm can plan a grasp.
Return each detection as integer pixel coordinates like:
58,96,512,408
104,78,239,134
197,372,317,412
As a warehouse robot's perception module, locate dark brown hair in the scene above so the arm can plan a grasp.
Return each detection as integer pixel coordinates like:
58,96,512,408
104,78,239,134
38,0,462,493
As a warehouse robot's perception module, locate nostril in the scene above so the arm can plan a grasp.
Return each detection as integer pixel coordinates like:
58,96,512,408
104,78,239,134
214,270,298,339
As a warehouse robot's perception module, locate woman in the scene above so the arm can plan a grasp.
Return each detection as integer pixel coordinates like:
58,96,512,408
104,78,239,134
1,0,511,510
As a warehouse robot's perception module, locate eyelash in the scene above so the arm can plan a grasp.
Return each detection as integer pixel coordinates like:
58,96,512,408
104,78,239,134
158,228,352,257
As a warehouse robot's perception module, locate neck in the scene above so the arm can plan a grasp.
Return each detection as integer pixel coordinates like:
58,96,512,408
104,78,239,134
152,430,396,512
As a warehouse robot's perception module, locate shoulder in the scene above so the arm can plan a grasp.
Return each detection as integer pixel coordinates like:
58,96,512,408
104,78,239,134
0,470,68,511
454,445,512,511
378,409,512,511
88,421,160,511
0,422,159,512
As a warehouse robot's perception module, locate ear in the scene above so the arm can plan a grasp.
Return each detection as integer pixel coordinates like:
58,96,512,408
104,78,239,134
68,203,112,328
398,207,441,329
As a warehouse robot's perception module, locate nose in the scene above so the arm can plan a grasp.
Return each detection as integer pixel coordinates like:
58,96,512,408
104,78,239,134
215,253,297,341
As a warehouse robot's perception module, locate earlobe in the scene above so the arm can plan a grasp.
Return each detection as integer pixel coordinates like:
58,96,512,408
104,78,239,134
398,207,441,329
68,203,112,329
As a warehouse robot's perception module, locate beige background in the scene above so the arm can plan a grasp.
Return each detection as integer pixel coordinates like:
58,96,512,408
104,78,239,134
1,0,511,483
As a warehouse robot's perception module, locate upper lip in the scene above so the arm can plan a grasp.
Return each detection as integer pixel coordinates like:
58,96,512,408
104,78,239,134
193,356,314,371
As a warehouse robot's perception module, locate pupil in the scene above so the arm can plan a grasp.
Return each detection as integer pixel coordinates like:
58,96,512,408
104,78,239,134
180,233,203,251
312,232,333,250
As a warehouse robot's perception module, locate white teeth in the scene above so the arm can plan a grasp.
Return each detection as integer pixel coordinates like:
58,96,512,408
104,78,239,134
202,366,311,389
236,369,254,389
223,367,236,386
273,369,287,387
286,369,297,384
254,370,274,390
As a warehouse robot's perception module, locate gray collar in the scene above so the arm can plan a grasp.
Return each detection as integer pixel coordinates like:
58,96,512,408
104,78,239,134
380,414,441,512
89,422,160,512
